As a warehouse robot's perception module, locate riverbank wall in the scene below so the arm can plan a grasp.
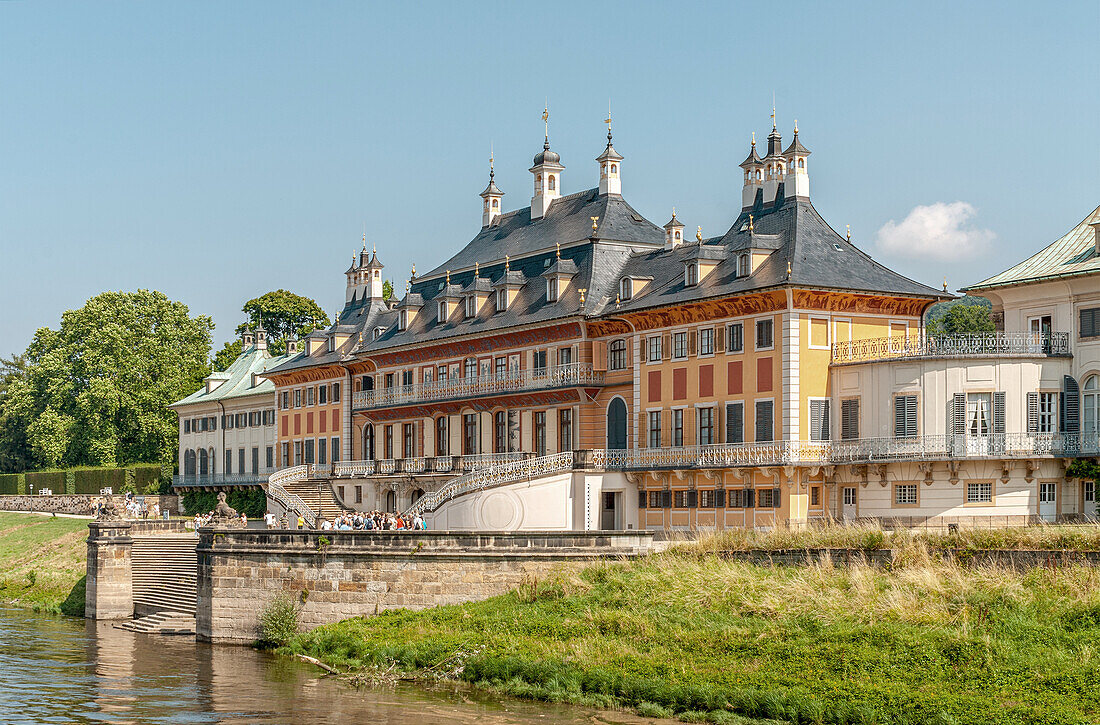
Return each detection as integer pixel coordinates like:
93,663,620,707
195,529,655,644
1,494,180,517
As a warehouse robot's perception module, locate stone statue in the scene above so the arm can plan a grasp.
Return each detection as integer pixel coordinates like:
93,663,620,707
211,492,244,528
95,497,125,521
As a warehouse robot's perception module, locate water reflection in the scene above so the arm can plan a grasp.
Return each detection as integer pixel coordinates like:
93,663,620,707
0,609,665,724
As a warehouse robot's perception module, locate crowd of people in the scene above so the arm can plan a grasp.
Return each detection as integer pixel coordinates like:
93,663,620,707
258,510,426,531
91,493,162,520
191,510,248,529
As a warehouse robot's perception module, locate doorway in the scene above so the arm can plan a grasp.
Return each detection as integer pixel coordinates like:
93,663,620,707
842,487,857,521
967,393,991,455
1039,482,1057,522
600,491,621,530
607,398,627,450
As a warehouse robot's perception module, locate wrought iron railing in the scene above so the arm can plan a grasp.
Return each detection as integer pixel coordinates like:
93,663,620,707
264,465,317,528
331,452,528,478
352,363,604,409
403,452,574,517
832,332,1070,364
172,474,269,487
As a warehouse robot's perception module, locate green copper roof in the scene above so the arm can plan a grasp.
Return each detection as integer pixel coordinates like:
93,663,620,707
171,345,291,408
964,204,1100,292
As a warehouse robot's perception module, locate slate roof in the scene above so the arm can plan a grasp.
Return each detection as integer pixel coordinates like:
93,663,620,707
962,204,1100,291
604,194,947,315
421,188,664,280
171,345,291,407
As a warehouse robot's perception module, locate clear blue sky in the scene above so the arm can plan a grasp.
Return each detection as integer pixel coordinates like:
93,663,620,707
1,1,1097,358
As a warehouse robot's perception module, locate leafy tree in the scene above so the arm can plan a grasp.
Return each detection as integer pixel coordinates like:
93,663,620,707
0,355,29,472
926,297,995,337
0,290,212,470
383,279,394,301
230,290,330,359
212,340,243,371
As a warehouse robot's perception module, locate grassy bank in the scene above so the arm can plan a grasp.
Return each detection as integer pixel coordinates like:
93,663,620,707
285,536,1100,725
0,512,87,615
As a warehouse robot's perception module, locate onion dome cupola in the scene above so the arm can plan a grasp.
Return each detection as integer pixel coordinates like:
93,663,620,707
762,107,786,204
664,208,685,249
479,151,505,227
596,110,623,196
782,120,811,200
739,132,764,210
530,105,564,220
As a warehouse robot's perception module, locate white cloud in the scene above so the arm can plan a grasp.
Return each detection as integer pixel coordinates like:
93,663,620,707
874,202,995,261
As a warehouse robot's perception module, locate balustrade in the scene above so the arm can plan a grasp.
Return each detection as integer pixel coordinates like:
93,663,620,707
832,332,1070,364
352,363,604,409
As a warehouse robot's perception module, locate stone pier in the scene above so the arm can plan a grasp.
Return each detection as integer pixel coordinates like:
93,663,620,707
196,529,654,644
85,522,134,620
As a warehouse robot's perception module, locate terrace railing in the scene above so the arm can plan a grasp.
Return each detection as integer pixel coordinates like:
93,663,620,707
331,452,528,478
352,363,604,410
264,465,317,528
831,332,1070,364
172,473,269,487
403,452,574,517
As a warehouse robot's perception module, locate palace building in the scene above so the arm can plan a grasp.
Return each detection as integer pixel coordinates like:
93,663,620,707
260,114,1099,531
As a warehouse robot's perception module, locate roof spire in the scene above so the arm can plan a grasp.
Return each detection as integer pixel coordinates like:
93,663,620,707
846,225,851,241
556,241,561,259
542,103,550,147
474,261,479,277
771,93,776,131
489,141,495,180
605,98,613,145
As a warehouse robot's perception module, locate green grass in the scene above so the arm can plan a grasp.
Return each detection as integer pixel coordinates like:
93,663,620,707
0,512,88,615
285,541,1100,724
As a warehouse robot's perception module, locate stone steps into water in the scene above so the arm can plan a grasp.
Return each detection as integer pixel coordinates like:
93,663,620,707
115,611,196,635
131,534,198,617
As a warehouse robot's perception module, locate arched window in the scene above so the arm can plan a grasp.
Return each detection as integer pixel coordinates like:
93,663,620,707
609,339,627,370
610,164,617,174
607,398,627,449
436,416,448,456
548,175,556,191
738,254,750,277
674,231,681,241
798,158,805,169
620,277,632,301
492,199,498,208
412,489,425,503
385,490,397,513
756,170,762,180
1084,375,1099,435
199,448,209,475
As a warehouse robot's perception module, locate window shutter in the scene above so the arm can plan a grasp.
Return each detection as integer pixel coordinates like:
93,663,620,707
1062,375,1080,433
662,490,672,508
842,399,859,439
662,333,672,360
726,403,743,443
952,393,966,436
745,489,755,508
592,341,607,371
993,391,1006,435
755,400,773,442
1081,308,1099,338
689,330,697,355
1027,392,1039,433
716,489,726,507
638,490,647,509
822,400,831,440
894,397,906,438
686,489,698,508
716,326,725,352
810,400,823,441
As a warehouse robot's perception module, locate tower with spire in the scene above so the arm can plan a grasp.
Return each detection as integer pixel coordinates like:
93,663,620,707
739,132,763,210
345,236,386,305
530,105,564,220
783,120,811,200
762,107,786,204
479,149,504,226
596,106,623,196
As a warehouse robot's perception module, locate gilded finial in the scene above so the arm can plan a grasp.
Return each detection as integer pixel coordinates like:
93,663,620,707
542,103,549,141
411,263,416,278
615,292,621,306
749,215,754,234
474,261,479,277
578,287,587,306
771,94,776,130
846,225,851,241
361,233,366,251
555,241,561,259
751,131,756,146
943,276,948,292
696,226,702,242
786,260,792,277
794,119,799,134
590,216,599,234
505,254,510,272
672,206,676,219
445,269,450,286
405,280,410,293
605,99,613,142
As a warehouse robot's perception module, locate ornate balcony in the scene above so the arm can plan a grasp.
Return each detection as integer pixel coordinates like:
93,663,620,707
831,332,1071,365
331,452,528,478
352,363,604,410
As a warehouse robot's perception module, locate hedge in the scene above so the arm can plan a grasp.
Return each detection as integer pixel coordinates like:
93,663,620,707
1,464,172,496
0,473,24,495
25,471,65,493
72,468,126,494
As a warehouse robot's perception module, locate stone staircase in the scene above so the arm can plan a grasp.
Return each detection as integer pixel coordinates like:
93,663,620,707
130,534,197,617
115,611,196,635
281,479,349,522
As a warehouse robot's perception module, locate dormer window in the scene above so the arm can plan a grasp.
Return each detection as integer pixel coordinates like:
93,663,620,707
737,254,750,277
465,296,476,319
496,289,507,312
685,263,699,287
437,300,448,323
399,310,409,331
373,327,384,340
620,277,632,301
546,277,559,303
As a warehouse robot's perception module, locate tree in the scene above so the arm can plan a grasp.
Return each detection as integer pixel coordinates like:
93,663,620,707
926,297,995,337
231,290,330,358
212,340,243,372
0,355,29,472
383,279,394,301
0,290,212,470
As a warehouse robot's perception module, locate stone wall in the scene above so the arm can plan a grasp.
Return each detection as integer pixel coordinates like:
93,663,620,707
0,494,180,516
195,529,654,644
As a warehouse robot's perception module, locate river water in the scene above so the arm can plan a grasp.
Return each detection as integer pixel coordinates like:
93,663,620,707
0,608,664,725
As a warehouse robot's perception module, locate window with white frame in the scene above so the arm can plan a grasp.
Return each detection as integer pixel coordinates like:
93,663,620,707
620,277,632,300
437,300,448,322
648,336,662,362
672,332,688,359
698,328,714,356
737,254,750,277
727,323,743,353
967,482,993,503
399,310,408,330
755,319,774,350
755,400,774,442
1039,392,1057,433
647,411,661,448
465,296,477,318
319,385,328,405
685,263,699,287
697,407,714,445
546,278,558,303
1085,480,1095,503
496,289,508,312
671,409,684,447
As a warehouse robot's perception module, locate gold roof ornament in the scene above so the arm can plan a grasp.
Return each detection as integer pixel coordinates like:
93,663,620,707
474,261,479,277
846,225,851,242
749,215,755,234
696,226,702,242
615,292,621,307
411,263,416,278
578,287,586,306
505,254,510,272
590,216,600,234
445,269,450,286
786,260,792,277
943,276,948,292
556,241,561,259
